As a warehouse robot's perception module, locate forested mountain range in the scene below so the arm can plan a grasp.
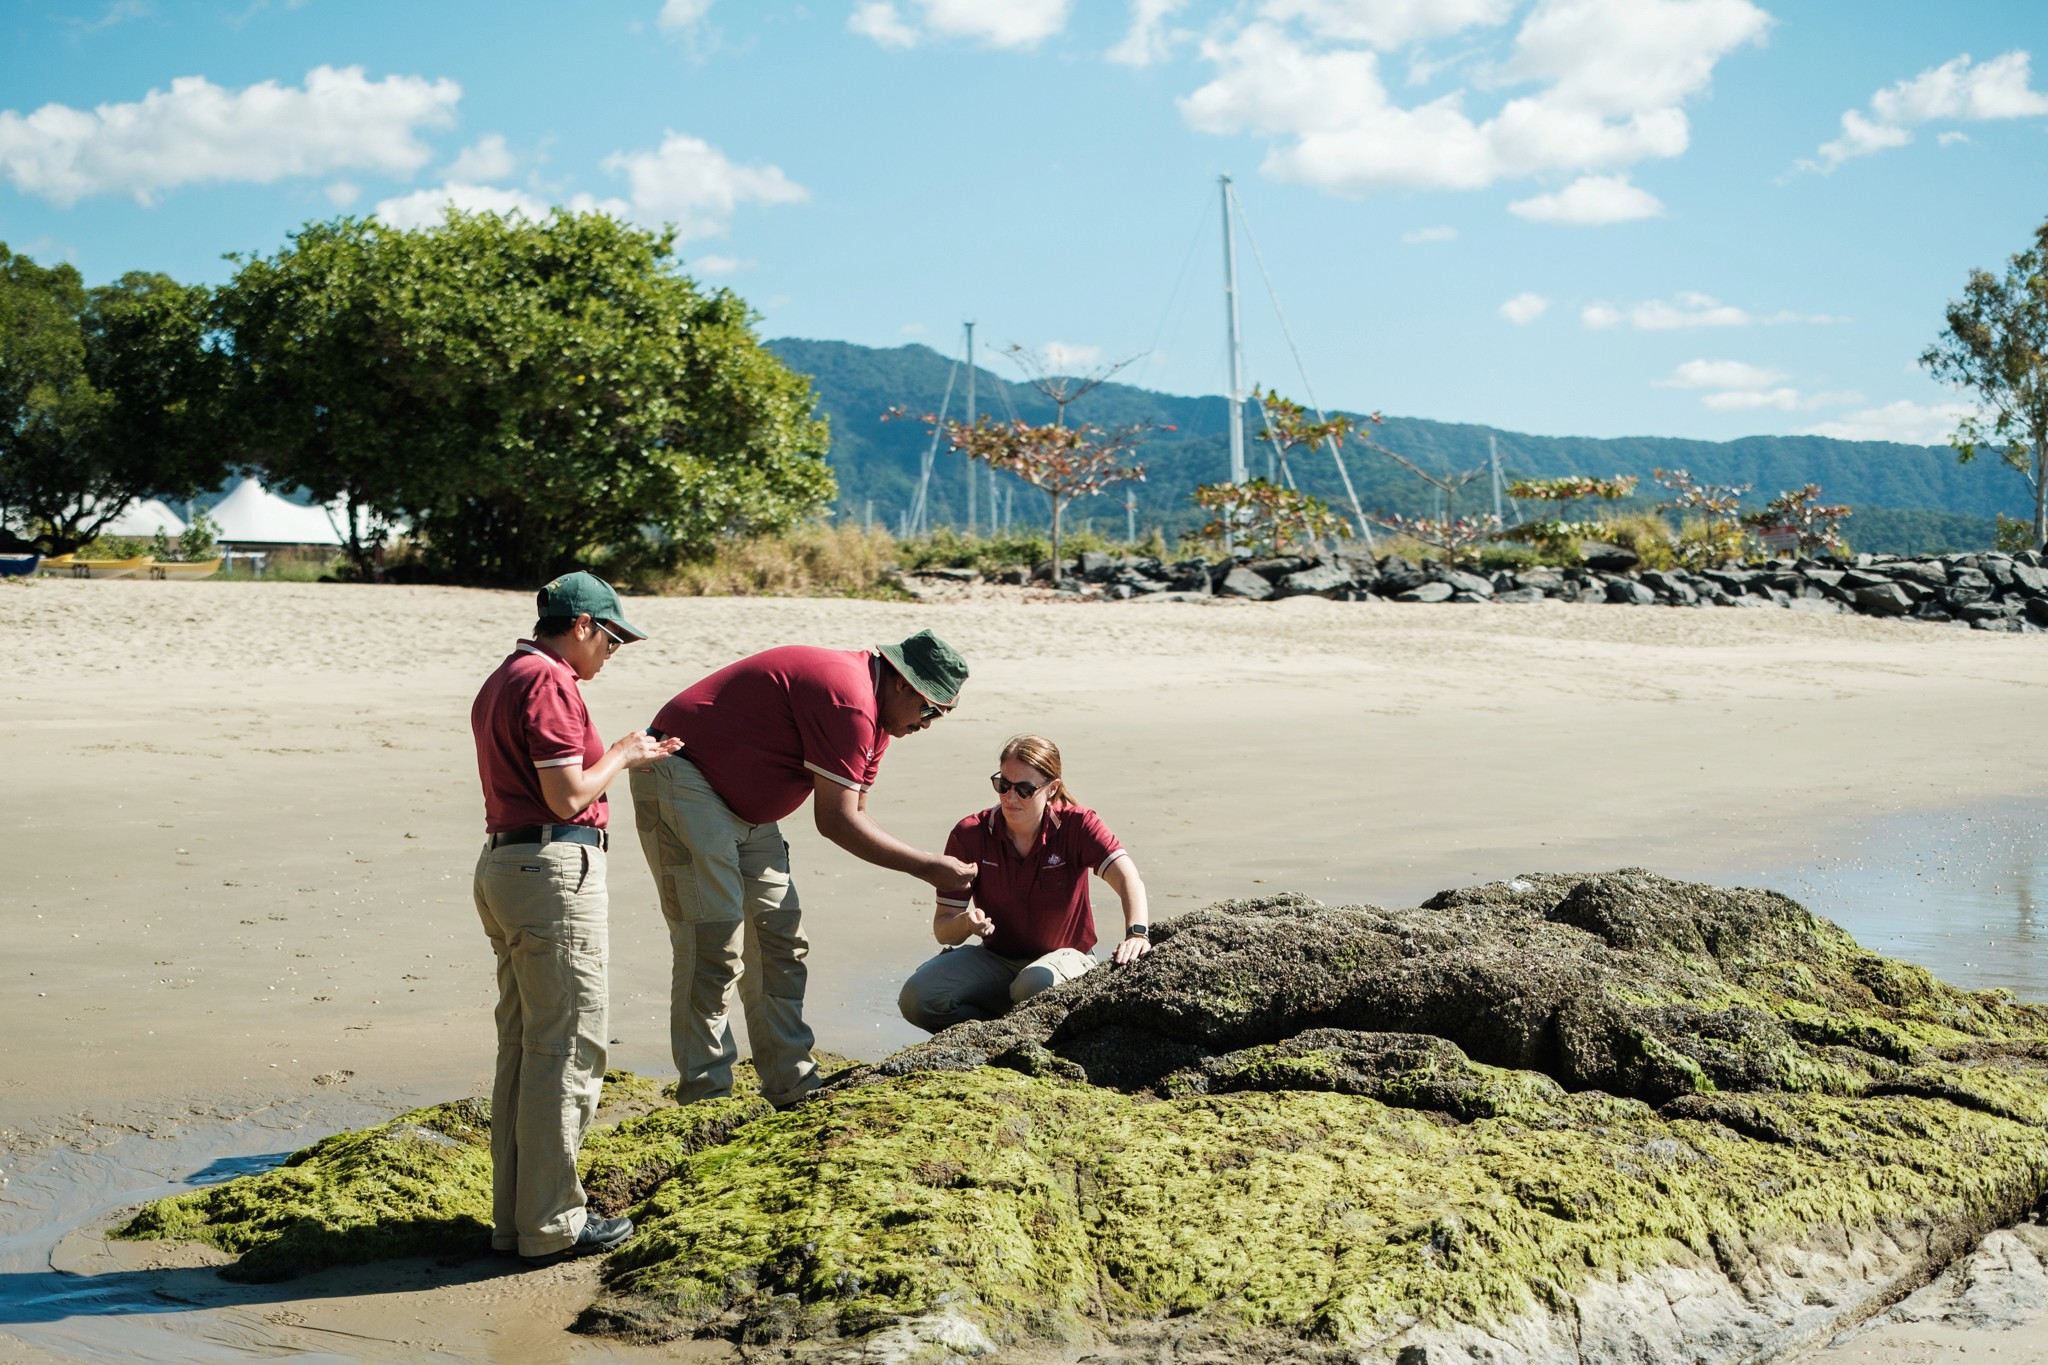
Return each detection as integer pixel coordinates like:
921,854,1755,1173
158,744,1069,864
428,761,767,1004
768,338,2019,555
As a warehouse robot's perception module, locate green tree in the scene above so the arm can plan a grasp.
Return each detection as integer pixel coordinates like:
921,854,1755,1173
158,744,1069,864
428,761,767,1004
1921,216,2048,551
215,210,833,584
0,247,223,555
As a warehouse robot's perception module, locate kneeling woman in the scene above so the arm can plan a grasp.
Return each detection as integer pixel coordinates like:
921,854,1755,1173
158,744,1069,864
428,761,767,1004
898,734,1149,1032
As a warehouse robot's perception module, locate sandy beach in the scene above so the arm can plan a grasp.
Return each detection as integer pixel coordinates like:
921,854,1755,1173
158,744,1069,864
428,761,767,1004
7,575,2048,1361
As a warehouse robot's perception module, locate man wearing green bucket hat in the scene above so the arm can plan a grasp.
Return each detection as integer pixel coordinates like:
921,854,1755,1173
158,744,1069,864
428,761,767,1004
469,570,680,1264
632,629,975,1109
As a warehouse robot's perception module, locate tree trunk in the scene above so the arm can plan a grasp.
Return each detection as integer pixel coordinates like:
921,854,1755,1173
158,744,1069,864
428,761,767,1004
1049,492,1064,584
2035,439,2047,553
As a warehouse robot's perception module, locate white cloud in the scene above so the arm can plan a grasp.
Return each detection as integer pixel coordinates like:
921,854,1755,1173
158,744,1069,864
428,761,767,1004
1108,0,1188,66
323,179,359,207
900,322,928,335
1039,341,1102,370
1657,358,1786,389
1580,302,1621,329
1799,400,1975,445
1508,173,1664,225
1499,292,1550,324
373,181,562,230
690,253,751,275
1179,0,1768,201
1402,224,1457,242
600,132,806,241
1654,360,1868,414
657,0,713,30
849,2,921,47
0,65,459,206
1804,51,2048,172
442,133,515,183
371,131,802,242
1701,387,1800,411
1937,130,1971,147
1261,0,1513,50
1630,291,1749,329
849,0,1072,51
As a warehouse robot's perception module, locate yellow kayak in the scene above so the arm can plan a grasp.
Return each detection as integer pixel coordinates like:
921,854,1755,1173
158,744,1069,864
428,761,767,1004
64,555,149,579
147,558,223,580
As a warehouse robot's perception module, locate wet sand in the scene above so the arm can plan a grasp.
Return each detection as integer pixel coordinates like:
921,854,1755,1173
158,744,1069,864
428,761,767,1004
6,576,2048,1361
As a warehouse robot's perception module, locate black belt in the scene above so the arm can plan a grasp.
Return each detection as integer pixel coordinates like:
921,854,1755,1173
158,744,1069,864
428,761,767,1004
489,825,607,851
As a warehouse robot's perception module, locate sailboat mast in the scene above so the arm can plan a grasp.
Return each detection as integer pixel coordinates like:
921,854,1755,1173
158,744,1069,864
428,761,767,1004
964,321,976,533
1220,175,1247,489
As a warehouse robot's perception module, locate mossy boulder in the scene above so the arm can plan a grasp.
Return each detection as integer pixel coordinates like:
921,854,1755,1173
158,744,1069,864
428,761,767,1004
836,871,2040,1108
113,873,2048,1362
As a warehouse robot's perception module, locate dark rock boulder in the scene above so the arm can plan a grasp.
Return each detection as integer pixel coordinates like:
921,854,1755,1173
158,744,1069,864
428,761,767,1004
1397,581,1454,603
1856,582,1915,616
1439,568,1495,598
1606,579,1658,606
1893,560,1951,589
1244,555,1312,582
1217,566,1275,600
1275,561,1354,598
1373,556,1426,595
1579,541,1641,572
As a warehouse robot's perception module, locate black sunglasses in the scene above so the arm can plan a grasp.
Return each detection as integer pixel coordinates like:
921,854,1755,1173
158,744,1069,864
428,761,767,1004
990,773,1050,799
919,702,950,723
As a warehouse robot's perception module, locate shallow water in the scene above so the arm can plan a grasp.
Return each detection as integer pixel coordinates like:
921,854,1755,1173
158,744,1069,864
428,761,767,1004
0,1094,391,1362
1720,797,2048,1003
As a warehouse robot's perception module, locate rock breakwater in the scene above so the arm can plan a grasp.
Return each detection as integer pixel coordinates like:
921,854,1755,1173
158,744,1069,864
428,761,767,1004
114,873,2048,1362
910,547,2048,630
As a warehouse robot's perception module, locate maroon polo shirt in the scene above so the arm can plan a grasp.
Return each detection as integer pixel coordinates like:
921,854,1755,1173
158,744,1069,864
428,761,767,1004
939,804,1126,959
651,645,889,826
471,641,606,833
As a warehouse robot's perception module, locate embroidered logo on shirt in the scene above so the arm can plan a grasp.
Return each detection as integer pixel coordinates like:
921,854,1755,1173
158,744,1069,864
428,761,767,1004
981,858,998,865
1045,854,1064,868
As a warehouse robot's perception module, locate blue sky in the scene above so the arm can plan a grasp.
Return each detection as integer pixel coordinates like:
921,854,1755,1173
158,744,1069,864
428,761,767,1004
2,0,2044,444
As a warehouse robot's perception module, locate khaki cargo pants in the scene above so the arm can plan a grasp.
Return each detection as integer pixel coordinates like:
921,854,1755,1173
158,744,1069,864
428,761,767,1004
471,838,608,1258
629,756,817,1108
897,944,1095,1033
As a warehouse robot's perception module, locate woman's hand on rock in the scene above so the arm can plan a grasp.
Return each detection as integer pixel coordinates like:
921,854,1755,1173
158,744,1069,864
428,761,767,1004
1112,936,1151,966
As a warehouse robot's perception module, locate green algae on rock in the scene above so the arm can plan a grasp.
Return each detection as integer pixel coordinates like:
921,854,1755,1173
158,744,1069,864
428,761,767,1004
111,873,2048,1361
112,1097,495,1283
109,1062,805,1282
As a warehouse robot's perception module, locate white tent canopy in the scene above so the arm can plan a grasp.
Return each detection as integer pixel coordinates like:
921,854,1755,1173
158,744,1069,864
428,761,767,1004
208,477,350,546
99,498,188,538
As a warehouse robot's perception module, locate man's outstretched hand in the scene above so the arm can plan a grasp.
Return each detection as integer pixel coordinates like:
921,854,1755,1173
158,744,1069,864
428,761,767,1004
925,855,977,895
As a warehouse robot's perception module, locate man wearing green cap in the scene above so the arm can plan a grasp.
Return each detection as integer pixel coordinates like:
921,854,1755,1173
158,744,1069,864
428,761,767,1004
633,631,975,1108
470,570,679,1264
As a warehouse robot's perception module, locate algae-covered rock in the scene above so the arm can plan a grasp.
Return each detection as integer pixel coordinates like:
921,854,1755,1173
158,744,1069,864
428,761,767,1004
829,871,2043,1109
113,1097,495,1283
113,873,2048,1363
111,1063,791,1281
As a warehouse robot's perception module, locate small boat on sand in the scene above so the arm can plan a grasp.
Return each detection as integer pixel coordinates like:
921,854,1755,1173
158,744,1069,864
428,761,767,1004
147,558,223,580
58,554,149,579
0,553,39,577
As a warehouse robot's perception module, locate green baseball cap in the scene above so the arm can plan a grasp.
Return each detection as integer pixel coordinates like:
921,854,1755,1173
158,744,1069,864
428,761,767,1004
537,570,647,642
878,629,968,708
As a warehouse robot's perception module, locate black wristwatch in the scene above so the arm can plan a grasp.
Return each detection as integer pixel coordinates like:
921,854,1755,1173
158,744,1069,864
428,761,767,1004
1125,924,1149,940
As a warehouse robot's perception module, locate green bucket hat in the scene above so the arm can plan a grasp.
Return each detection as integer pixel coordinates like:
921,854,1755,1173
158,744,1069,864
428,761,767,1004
878,629,968,708
537,570,648,642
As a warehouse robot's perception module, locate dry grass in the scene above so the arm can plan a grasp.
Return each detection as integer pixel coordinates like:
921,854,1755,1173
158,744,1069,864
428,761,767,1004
655,525,905,598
